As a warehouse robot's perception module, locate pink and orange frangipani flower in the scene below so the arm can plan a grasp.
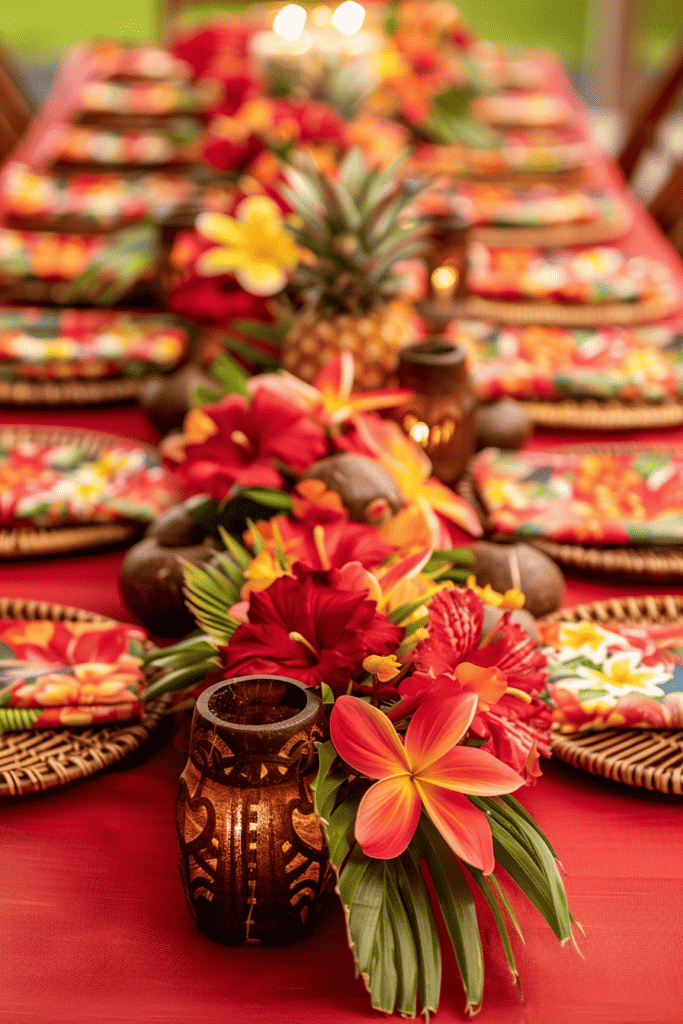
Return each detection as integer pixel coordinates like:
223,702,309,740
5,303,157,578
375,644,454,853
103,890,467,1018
330,691,524,871
353,413,483,538
250,352,414,427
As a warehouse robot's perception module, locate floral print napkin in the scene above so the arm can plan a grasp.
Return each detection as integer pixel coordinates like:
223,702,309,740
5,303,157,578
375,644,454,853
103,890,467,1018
539,619,683,732
468,244,680,305
411,182,624,228
0,436,176,528
0,307,188,380
43,121,203,166
78,79,219,116
0,619,147,731
447,320,683,402
2,163,197,228
471,447,683,545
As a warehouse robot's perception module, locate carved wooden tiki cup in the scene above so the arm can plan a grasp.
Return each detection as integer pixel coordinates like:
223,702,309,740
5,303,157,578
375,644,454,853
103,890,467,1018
176,675,332,945
393,339,477,487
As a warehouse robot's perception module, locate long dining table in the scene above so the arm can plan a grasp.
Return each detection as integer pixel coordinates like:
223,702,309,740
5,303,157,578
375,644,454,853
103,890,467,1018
1,44,683,1024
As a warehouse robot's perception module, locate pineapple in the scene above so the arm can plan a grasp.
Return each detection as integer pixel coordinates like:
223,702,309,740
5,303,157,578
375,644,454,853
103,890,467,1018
280,148,428,389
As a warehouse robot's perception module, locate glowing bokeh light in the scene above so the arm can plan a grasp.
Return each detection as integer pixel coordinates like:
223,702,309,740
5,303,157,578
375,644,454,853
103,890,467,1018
273,4,308,41
331,1,366,35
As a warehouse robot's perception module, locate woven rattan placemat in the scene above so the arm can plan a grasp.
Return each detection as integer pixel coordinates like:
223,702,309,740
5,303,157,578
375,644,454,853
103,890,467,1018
0,375,147,407
0,598,170,797
546,595,683,793
520,398,683,431
0,423,160,559
460,291,681,327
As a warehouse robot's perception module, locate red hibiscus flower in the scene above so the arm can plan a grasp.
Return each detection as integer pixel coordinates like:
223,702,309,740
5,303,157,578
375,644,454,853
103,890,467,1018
391,587,552,780
219,565,404,692
169,273,273,324
166,389,328,498
171,22,252,77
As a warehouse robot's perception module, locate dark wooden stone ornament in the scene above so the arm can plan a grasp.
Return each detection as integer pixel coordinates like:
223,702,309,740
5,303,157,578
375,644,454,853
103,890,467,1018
176,676,332,945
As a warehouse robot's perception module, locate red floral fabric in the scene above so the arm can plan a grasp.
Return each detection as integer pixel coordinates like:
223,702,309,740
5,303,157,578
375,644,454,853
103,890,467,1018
0,619,147,730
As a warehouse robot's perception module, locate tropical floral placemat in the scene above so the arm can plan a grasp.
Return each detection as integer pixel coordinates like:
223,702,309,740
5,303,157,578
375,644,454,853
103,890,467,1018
43,120,203,167
468,243,679,305
471,447,683,545
447,320,683,402
0,308,188,381
1,163,197,228
0,619,147,731
0,435,176,528
539,619,683,732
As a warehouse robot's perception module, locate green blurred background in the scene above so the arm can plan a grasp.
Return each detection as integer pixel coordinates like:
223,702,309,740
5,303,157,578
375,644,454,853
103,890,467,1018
1,0,680,68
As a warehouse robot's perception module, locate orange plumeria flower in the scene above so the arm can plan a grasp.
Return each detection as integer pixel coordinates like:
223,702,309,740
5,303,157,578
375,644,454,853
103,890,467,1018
330,691,523,870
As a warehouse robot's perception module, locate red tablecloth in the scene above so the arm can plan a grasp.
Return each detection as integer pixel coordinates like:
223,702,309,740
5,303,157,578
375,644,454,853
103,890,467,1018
2,53,683,1024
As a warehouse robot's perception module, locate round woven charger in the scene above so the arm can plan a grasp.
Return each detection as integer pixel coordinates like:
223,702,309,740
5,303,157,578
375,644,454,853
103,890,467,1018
460,290,681,327
0,597,170,797
0,375,146,407
473,202,632,249
545,594,683,794
520,397,683,431
460,444,683,581
0,423,161,559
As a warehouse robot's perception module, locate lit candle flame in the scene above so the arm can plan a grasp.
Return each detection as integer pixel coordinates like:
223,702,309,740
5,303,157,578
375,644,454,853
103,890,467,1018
331,1,366,35
431,265,458,300
273,4,308,41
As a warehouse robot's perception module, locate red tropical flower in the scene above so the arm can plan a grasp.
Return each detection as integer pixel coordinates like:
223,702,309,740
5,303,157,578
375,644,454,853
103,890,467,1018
246,494,396,573
171,22,252,77
169,273,273,325
165,389,328,498
219,565,404,692
391,587,552,779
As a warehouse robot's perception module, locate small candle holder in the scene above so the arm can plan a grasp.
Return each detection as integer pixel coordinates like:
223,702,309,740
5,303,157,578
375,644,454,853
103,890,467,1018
417,212,471,332
390,338,477,487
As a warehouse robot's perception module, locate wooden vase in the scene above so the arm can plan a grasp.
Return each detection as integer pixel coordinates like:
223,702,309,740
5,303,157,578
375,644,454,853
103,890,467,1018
176,675,332,945
392,338,477,486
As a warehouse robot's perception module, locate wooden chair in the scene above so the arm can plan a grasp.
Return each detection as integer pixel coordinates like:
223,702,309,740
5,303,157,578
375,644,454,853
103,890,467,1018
617,34,683,181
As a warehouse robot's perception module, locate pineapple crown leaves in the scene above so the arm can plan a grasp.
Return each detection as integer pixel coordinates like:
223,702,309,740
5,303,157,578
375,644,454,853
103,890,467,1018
280,148,430,313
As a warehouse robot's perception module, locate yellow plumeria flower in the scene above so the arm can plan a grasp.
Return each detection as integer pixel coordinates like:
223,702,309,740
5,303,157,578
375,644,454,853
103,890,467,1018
466,576,525,610
559,622,614,653
362,654,402,682
195,196,302,296
589,656,661,691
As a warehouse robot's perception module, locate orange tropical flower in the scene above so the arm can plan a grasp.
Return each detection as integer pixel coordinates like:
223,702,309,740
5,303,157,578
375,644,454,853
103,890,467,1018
330,691,523,869
251,352,414,427
353,414,483,538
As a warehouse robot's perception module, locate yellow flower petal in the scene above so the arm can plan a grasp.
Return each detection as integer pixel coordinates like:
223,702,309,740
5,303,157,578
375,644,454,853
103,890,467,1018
196,211,244,246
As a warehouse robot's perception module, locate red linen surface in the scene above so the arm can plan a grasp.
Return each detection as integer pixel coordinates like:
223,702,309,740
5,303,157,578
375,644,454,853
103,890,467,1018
2,55,683,1024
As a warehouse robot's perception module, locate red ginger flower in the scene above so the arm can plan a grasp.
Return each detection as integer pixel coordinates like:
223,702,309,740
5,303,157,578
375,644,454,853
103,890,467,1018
330,691,523,870
219,565,404,693
393,587,552,780
164,388,327,499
